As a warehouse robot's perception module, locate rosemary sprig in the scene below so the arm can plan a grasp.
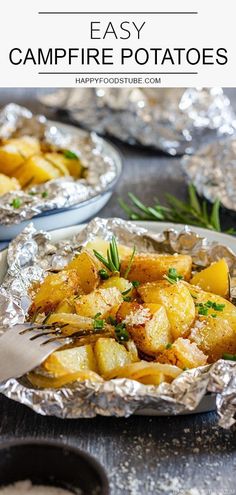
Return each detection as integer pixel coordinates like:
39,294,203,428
94,236,136,277
93,235,120,273
124,246,136,278
119,184,236,234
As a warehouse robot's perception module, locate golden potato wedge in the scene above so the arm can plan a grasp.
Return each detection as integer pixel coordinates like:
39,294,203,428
120,253,192,283
85,237,133,260
14,154,61,187
27,369,103,388
66,250,101,294
190,317,236,363
75,287,122,318
30,269,81,314
157,337,207,369
188,284,236,322
188,285,236,361
45,152,82,178
190,258,229,298
0,136,40,175
0,174,20,195
94,337,134,376
117,301,171,355
43,344,97,376
138,280,196,339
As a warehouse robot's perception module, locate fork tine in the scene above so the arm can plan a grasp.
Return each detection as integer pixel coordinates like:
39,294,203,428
0,323,65,382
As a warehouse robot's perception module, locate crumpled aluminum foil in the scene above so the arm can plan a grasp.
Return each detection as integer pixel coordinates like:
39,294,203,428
0,217,236,427
0,104,120,225
182,137,236,211
39,88,236,155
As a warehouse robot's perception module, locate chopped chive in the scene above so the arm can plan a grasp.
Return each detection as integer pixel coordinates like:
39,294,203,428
166,343,172,349
41,191,48,198
10,198,21,209
123,296,131,302
222,353,236,361
132,280,140,288
164,267,183,284
98,269,109,280
63,149,79,160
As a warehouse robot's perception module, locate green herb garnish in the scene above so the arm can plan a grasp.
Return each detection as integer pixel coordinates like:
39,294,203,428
164,267,183,284
93,312,105,330
119,184,236,234
63,149,79,160
132,280,140,288
166,343,173,349
93,236,120,273
123,296,131,302
121,287,132,296
124,246,136,278
115,322,130,343
222,353,236,361
107,316,117,326
196,300,225,317
98,269,109,280
41,191,48,198
10,198,21,209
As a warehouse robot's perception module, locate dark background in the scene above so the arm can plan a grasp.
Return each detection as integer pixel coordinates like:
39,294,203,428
0,88,236,495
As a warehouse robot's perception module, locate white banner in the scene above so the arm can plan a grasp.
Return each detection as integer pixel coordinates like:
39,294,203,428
0,0,235,87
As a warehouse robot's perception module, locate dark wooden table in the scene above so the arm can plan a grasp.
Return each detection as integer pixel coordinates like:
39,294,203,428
0,89,236,495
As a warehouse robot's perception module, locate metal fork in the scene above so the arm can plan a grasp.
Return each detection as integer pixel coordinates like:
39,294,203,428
0,323,66,382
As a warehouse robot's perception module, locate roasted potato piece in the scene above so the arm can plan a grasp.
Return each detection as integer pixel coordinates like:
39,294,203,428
14,154,62,187
95,337,135,376
117,301,171,355
75,287,122,318
158,338,207,369
30,269,81,314
188,285,236,361
138,281,195,339
0,174,20,195
190,258,229,298
44,152,69,176
43,344,97,375
45,152,82,178
0,136,40,175
66,250,101,294
102,275,133,295
188,284,236,322
121,253,192,283
55,297,76,314
85,237,133,259
190,317,236,363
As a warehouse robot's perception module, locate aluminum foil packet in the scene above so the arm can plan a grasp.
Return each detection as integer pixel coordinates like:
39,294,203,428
0,217,236,427
0,104,120,225
39,88,236,155
182,136,236,212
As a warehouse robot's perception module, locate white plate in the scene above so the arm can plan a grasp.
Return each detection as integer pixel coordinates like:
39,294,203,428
1,221,235,416
0,122,122,241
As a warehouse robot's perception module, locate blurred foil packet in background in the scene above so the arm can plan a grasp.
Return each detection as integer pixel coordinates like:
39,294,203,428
0,104,121,226
182,137,236,212
39,88,236,155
